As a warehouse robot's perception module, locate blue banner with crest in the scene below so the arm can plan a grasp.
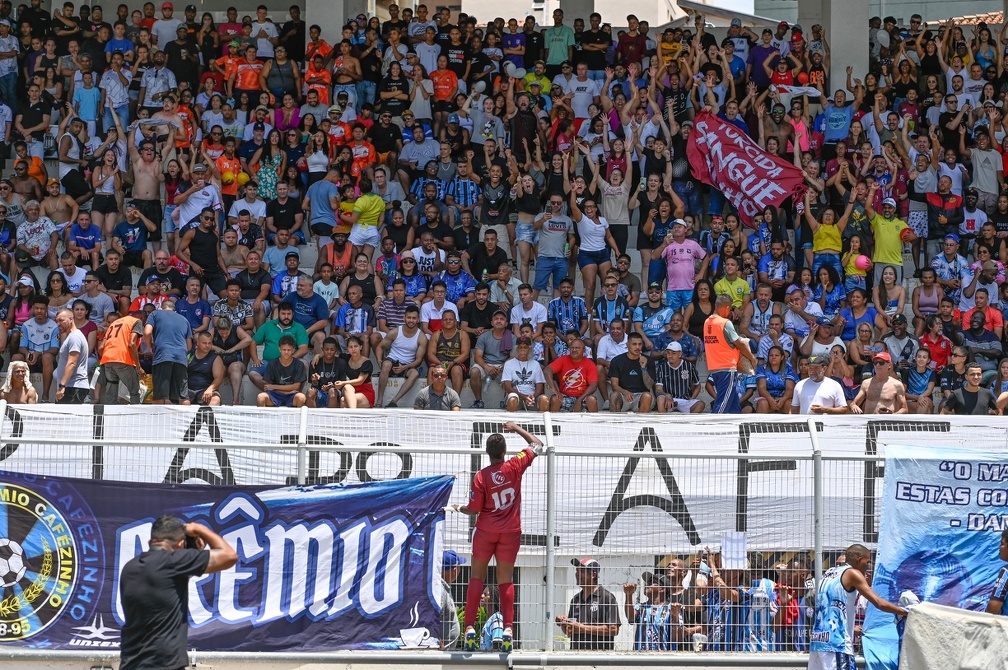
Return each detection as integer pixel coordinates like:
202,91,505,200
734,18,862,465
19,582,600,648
0,471,453,651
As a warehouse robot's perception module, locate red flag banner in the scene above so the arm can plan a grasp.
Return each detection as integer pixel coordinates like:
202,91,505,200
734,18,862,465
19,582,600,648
686,110,807,226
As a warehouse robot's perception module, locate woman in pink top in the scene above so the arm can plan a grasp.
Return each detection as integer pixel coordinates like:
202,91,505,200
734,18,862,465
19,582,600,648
652,218,708,312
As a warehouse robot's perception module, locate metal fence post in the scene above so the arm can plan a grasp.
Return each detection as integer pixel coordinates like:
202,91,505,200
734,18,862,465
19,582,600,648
0,400,7,459
807,417,824,585
297,406,309,486
542,411,556,652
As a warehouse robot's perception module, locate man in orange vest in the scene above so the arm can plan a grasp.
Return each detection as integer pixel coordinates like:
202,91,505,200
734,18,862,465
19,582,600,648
704,294,757,414
98,313,145,404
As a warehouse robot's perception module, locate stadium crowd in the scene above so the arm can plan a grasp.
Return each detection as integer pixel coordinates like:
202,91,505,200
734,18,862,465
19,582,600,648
0,2,1006,414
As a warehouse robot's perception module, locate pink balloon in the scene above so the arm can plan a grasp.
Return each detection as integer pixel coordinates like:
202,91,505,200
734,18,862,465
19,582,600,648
855,255,871,271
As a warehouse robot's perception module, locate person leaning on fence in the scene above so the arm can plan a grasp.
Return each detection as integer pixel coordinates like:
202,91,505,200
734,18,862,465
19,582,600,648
986,529,1008,616
440,550,466,650
119,516,237,670
557,558,621,650
97,312,145,405
808,544,907,670
704,294,757,414
623,571,675,651
449,422,544,653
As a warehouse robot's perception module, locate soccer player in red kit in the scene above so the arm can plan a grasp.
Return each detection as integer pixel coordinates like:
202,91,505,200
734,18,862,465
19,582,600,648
449,421,544,652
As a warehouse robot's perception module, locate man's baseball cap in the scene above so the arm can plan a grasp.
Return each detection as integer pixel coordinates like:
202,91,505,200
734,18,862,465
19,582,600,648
807,354,828,366
944,233,960,243
560,60,572,68
892,313,908,324
337,90,350,99
882,197,897,207
0,19,11,27
778,21,789,28
125,200,139,209
255,105,271,114
872,351,892,362
572,557,600,571
492,308,509,319
443,550,467,568
162,1,173,8
642,571,669,587
647,281,662,290
46,177,59,187
665,341,683,352
730,18,742,27
448,113,461,124
253,122,266,132
328,104,343,115
529,80,543,88
284,251,299,260
191,163,207,172
672,218,687,228
146,275,162,284
791,32,804,43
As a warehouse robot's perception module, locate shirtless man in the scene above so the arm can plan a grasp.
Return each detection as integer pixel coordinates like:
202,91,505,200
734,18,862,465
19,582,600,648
331,40,361,102
41,178,78,227
128,137,170,252
0,361,38,404
10,161,43,201
850,351,908,414
759,99,795,157
220,228,248,277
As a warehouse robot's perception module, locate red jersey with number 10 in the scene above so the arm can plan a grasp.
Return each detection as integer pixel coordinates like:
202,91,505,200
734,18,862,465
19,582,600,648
470,448,536,533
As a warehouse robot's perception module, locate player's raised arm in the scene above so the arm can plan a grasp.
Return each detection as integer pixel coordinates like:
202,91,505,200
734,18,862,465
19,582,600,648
503,420,545,454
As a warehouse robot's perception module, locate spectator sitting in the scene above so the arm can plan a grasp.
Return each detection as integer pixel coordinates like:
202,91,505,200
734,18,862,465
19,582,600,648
186,331,225,406
375,303,427,408
469,308,513,409
256,333,308,407
0,360,38,403
545,337,599,413
654,341,704,413
501,335,548,412
283,275,330,352
414,365,462,411
248,301,310,389
334,284,376,357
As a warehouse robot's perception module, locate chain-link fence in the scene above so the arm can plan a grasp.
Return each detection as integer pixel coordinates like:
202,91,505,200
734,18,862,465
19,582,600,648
0,403,1002,654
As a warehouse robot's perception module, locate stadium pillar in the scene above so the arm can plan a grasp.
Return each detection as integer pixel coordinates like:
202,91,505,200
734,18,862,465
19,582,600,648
559,0,595,23
797,0,868,96
305,0,367,46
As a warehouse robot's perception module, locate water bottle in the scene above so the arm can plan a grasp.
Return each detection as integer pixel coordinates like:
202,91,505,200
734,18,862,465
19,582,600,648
482,268,488,282
564,242,570,258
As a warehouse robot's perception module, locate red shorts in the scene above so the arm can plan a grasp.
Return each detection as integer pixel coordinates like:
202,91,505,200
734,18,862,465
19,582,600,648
471,527,521,563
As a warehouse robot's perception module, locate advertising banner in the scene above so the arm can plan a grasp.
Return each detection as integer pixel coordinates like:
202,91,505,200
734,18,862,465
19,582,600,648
863,445,1007,670
0,471,454,651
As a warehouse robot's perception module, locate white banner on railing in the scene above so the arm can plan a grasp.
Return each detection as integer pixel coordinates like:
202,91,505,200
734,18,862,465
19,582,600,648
0,406,1003,553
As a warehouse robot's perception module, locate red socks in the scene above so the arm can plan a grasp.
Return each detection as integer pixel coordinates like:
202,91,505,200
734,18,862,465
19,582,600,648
464,578,484,628
499,582,515,629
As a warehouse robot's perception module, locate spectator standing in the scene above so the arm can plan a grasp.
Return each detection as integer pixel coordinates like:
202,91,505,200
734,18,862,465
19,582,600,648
54,308,90,403
143,301,193,405
556,558,620,650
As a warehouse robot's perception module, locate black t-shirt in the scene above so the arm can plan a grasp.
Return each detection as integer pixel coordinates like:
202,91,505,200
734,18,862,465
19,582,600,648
523,30,544,63
94,263,134,293
460,299,494,327
138,267,187,294
310,355,349,389
580,29,611,71
264,357,309,386
18,101,50,140
608,352,655,393
119,548,210,670
235,268,272,300
946,387,997,415
377,76,410,116
368,122,402,153
266,198,299,232
465,242,508,280
566,586,620,650
444,43,470,79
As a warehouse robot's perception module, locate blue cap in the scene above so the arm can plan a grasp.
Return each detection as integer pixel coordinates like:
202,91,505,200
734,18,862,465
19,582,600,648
448,113,461,124
943,233,960,243
443,550,467,568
